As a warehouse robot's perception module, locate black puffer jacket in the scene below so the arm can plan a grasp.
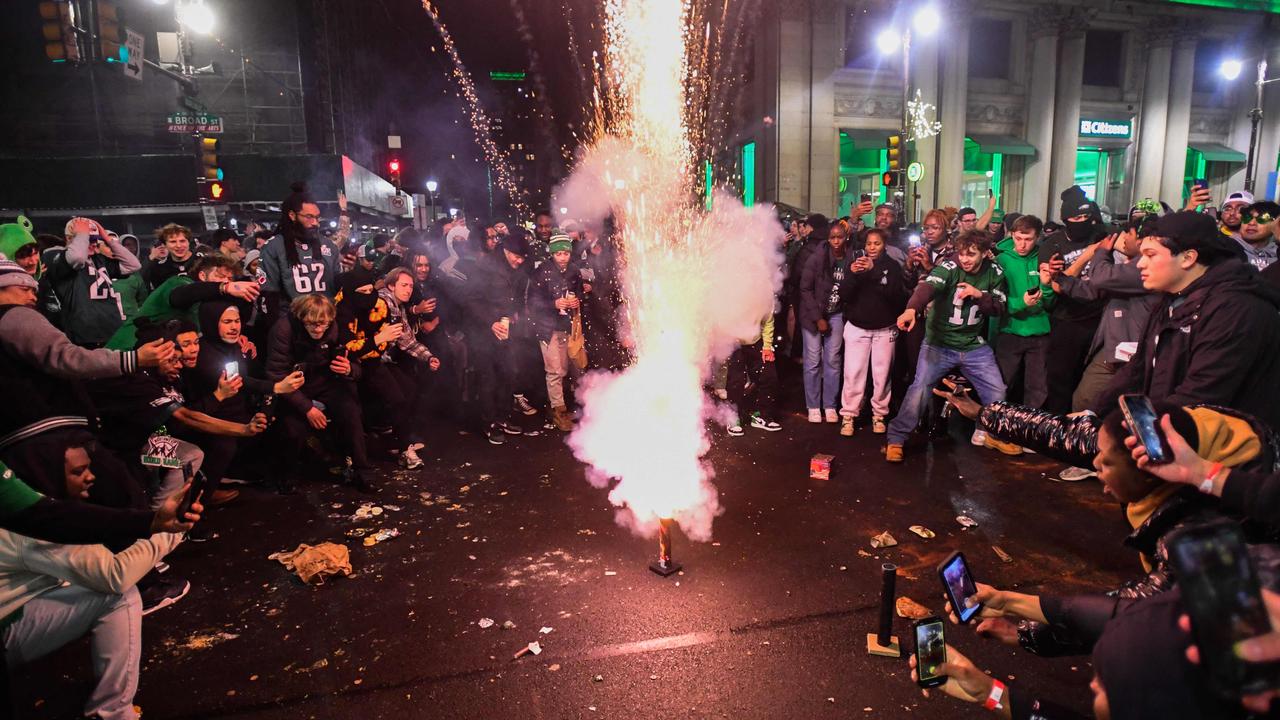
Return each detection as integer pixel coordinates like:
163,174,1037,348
461,252,529,335
1095,258,1280,430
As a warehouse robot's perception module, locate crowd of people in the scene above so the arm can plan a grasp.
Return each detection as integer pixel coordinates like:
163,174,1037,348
0,173,1279,718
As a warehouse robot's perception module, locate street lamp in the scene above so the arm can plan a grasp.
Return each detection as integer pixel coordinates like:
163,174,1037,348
176,0,215,35
425,179,438,220
875,4,940,221
1221,56,1280,193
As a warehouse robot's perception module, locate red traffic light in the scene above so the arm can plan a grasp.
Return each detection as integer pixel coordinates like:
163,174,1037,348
881,171,899,188
389,159,401,173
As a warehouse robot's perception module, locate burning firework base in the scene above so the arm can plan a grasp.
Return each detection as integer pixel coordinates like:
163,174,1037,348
648,518,682,577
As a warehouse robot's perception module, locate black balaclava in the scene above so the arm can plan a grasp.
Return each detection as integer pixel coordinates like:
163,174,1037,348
1060,185,1100,242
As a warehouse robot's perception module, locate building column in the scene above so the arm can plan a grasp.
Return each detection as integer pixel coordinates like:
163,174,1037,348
1134,34,1174,202
807,0,839,215
1160,33,1197,205
1023,15,1061,221
1049,23,1087,205
913,40,940,215
774,0,811,210
936,9,971,207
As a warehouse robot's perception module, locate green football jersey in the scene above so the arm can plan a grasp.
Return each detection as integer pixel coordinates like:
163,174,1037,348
921,259,1007,351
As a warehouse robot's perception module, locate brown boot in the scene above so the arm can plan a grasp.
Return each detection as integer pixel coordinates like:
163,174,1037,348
208,488,240,506
552,405,574,432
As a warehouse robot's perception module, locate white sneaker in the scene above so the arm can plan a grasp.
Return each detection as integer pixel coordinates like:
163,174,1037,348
807,408,822,423
402,446,424,469
840,416,855,437
1058,466,1097,482
970,429,988,446
824,409,839,423
872,416,887,434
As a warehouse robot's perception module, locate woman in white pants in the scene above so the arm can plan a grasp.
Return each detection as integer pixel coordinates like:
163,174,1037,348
837,229,909,436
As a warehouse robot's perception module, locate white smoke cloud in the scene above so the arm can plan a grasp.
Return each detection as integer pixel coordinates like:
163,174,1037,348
560,139,783,543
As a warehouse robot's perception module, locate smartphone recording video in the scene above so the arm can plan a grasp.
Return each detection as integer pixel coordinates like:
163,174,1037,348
1119,394,1171,464
1169,520,1280,698
914,617,947,688
938,551,982,624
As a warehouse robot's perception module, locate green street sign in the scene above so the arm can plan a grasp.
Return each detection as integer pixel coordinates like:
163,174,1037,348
907,162,924,183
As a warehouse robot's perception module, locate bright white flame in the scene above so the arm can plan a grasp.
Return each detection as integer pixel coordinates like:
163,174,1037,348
875,28,901,55
176,1,215,34
559,0,783,542
1220,59,1244,81
913,5,941,36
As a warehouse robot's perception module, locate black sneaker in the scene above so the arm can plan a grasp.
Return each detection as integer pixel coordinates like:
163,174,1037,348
186,526,215,543
141,576,191,616
513,395,538,416
486,426,506,445
497,421,523,435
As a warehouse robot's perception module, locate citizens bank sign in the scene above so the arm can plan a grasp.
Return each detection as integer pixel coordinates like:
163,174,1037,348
1079,119,1132,139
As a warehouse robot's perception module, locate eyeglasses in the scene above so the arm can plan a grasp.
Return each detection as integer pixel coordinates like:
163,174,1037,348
1244,213,1275,224
303,319,332,328
296,213,321,221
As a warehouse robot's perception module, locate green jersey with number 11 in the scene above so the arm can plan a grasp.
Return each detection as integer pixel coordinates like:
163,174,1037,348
922,260,1007,351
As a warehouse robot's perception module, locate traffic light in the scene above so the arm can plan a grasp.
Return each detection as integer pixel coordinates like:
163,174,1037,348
95,0,126,63
881,171,899,188
202,179,229,202
388,158,402,189
198,137,223,181
39,0,81,63
886,133,902,173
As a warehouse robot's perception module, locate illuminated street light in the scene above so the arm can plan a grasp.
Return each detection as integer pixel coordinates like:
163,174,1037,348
426,179,438,193
913,5,941,36
176,0,215,34
875,28,900,55
1220,59,1243,81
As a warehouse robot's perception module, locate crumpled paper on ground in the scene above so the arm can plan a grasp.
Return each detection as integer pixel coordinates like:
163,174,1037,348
269,542,352,584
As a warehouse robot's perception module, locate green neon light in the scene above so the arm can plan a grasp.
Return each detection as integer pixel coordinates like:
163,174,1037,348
992,153,1003,204
1167,0,1280,11
489,71,527,81
704,161,713,211
742,142,756,207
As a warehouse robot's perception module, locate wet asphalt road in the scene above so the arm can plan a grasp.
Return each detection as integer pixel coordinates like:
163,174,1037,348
17,381,1132,719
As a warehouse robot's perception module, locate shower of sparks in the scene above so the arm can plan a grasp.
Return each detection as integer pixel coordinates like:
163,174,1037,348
563,0,781,542
421,1,526,216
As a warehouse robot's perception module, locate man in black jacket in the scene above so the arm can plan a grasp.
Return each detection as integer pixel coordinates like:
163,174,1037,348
463,232,532,445
1095,210,1280,431
1038,185,1110,413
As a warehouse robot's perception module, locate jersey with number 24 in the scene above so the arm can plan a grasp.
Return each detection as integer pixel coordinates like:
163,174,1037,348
922,260,1006,351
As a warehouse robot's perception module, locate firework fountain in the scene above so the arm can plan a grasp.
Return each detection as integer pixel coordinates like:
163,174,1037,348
558,0,783,571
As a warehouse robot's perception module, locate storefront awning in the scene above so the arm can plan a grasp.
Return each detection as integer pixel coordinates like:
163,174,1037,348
841,128,892,147
968,134,1036,156
1189,142,1247,163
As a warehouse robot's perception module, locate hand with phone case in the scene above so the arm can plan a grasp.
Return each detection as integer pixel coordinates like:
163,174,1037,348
938,552,984,624
1168,520,1280,699
1125,413,1222,492
1119,394,1172,464
914,617,948,688
908,643,1007,713
1181,589,1280,714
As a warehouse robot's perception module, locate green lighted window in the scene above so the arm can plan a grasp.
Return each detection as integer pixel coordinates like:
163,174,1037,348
1075,148,1102,200
704,161,713,211
741,142,756,206
961,138,1002,209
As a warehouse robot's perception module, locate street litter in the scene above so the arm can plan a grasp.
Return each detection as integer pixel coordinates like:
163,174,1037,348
478,618,495,629
362,528,402,547
604,570,617,576
502,620,516,630
992,545,1013,563
870,531,897,548
513,641,542,660
809,453,834,480
268,543,351,584
895,596,932,619
351,504,384,521
593,674,604,682
908,525,935,539
540,627,553,634
956,515,979,529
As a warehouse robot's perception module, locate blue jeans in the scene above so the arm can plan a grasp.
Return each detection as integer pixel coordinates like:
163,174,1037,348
801,312,844,410
887,342,1006,445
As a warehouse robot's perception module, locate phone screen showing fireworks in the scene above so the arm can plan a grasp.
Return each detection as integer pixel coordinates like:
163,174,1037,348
914,617,947,688
1169,520,1280,697
937,552,982,624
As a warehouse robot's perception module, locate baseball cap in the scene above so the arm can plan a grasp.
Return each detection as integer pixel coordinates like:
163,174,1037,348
501,231,530,257
1223,190,1254,208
